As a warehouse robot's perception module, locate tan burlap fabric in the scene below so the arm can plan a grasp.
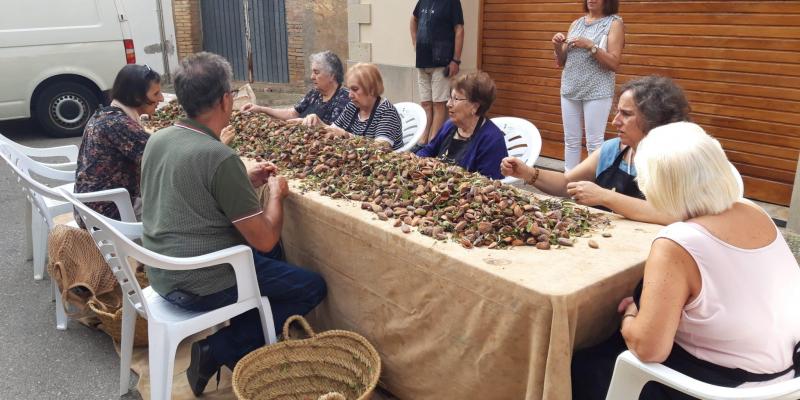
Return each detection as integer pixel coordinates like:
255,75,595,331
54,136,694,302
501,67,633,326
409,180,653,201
238,160,662,400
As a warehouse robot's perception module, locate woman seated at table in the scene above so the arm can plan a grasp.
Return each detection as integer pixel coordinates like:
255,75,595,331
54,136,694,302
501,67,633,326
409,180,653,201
415,71,508,180
240,50,350,126
500,75,689,225
325,63,404,150
571,122,800,400
74,64,163,224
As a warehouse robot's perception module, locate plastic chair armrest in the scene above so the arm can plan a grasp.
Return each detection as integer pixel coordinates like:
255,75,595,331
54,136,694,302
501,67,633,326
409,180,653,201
72,188,137,222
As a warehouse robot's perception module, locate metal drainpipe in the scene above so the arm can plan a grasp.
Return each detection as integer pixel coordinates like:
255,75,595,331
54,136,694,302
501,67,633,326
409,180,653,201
155,0,171,83
243,0,254,83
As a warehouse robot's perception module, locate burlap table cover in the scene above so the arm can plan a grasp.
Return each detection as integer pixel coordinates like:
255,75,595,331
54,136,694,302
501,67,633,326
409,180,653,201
247,159,660,400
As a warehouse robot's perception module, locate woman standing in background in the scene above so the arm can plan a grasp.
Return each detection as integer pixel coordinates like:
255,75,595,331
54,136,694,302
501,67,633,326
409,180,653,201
554,0,624,171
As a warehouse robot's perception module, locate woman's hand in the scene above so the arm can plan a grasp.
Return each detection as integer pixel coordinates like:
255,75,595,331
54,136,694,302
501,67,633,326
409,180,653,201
617,296,635,314
324,125,351,140
500,157,529,179
302,114,323,127
567,36,594,50
240,103,261,113
552,32,566,46
566,181,607,206
220,125,236,145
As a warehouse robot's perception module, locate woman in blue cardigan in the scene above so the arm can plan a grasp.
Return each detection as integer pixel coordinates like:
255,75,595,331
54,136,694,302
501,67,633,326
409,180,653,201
415,71,507,179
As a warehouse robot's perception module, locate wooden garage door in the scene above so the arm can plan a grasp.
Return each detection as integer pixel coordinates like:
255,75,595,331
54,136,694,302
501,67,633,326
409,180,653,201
480,0,800,205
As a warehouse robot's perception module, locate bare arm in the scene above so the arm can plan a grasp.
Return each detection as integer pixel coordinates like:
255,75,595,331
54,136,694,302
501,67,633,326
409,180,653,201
453,24,464,62
242,103,299,120
233,176,288,253
601,194,678,225
410,16,418,47
500,149,598,198
552,20,576,68
594,19,624,72
260,106,300,121
553,32,569,68
621,238,700,362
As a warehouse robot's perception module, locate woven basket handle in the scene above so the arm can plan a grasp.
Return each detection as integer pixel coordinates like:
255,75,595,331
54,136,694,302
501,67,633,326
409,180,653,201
282,315,316,340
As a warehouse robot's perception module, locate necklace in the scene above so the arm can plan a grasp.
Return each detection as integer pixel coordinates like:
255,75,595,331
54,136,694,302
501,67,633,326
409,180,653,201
456,117,482,140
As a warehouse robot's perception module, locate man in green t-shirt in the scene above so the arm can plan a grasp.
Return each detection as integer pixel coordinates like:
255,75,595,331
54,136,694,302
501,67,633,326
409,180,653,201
140,52,327,396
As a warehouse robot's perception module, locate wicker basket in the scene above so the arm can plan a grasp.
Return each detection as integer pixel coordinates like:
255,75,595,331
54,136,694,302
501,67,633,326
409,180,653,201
88,299,149,347
86,268,150,347
232,315,381,400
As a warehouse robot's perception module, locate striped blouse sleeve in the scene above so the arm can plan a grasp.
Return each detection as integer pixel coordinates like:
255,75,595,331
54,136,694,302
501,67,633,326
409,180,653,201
371,101,404,150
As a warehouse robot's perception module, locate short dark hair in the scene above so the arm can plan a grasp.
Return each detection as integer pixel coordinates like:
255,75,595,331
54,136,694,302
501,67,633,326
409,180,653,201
110,64,161,108
583,0,619,15
620,75,691,134
451,70,496,117
174,52,233,118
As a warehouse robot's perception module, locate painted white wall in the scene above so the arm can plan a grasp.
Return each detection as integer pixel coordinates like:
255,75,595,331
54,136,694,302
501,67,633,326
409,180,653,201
359,0,478,70
120,0,179,80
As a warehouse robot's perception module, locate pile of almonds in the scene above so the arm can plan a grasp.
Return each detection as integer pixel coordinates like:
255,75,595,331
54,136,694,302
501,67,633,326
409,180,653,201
230,112,610,249
142,100,186,131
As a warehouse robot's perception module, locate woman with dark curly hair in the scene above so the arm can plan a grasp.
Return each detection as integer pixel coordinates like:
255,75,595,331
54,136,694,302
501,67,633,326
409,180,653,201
501,75,690,224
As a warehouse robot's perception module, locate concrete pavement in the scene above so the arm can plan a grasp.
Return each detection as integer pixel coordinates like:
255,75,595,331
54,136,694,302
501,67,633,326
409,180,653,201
0,118,140,399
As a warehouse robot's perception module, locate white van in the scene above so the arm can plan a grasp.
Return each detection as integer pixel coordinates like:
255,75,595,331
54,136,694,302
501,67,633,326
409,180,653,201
0,0,135,137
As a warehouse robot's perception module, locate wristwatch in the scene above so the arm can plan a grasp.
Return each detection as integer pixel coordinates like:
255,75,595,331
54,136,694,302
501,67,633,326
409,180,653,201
451,59,461,65
590,45,599,55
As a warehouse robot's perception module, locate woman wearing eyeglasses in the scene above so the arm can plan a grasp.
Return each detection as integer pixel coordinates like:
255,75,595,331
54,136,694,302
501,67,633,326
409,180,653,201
415,70,508,179
74,64,164,225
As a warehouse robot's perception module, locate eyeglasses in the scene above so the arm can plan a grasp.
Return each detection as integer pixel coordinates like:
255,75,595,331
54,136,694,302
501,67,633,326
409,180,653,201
448,95,469,104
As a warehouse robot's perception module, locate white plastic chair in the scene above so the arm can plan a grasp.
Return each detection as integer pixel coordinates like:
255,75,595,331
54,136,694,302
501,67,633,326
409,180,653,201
606,350,800,400
0,143,134,330
395,102,428,152
0,134,79,264
62,189,278,399
491,117,542,184
0,132,79,170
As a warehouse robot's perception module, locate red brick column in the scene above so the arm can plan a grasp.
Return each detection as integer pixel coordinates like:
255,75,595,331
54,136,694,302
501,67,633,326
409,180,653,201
172,0,203,60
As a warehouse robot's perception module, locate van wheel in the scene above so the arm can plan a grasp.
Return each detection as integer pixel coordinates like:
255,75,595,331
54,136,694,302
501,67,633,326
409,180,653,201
34,82,99,138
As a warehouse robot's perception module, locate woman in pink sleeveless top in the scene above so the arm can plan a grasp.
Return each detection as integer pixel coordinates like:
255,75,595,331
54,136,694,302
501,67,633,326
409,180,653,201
571,122,800,400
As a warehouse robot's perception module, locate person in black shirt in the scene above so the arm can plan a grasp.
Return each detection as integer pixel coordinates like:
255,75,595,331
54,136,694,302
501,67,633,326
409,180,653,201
410,0,464,151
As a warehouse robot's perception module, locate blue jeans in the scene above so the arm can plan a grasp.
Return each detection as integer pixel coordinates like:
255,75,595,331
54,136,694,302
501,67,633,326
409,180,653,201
162,244,327,368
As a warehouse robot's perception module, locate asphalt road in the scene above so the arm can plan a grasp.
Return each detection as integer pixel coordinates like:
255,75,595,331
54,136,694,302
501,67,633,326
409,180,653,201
0,118,140,399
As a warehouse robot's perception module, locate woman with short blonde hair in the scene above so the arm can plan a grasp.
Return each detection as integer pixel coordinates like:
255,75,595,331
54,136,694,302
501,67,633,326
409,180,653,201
571,122,800,399
326,63,403,150
345,63,384,97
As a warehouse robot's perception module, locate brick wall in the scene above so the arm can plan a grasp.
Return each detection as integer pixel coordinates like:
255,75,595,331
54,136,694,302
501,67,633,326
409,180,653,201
171,0,202,60
169,0,346,85
285,0,306,84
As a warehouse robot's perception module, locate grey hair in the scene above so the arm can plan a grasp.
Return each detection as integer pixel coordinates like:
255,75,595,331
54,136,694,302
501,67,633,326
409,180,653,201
174,52,233,118
309,51,344,85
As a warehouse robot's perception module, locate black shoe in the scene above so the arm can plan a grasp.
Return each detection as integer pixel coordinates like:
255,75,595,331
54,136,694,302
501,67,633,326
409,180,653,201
187,339,222,397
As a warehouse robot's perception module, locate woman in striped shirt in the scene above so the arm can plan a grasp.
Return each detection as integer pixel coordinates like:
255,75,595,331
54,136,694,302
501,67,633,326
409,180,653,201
326,63,404,150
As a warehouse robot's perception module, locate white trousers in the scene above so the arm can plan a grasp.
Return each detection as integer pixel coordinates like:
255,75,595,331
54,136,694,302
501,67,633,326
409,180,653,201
561,96,614,171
